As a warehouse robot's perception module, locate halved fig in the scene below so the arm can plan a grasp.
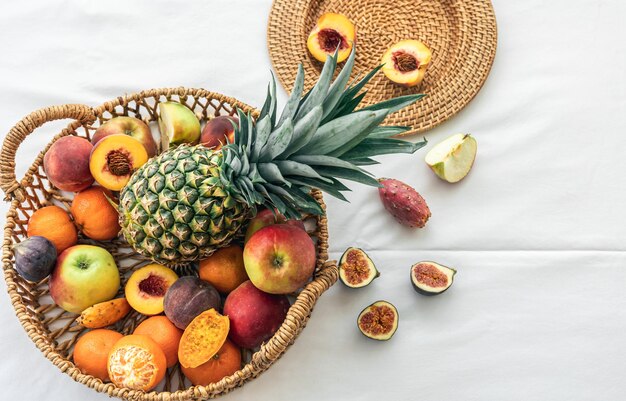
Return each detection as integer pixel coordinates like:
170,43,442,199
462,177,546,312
410,261,456,296
338,247,379,288
357,300,398,341
381,39,432,87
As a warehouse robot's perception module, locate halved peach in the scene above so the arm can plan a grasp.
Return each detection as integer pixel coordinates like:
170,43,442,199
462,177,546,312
125,264,179,315
89,134,148,191
307,13,355,63
381,40,432,87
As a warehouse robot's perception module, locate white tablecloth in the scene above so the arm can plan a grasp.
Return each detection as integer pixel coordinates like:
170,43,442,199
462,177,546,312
1,1,626,400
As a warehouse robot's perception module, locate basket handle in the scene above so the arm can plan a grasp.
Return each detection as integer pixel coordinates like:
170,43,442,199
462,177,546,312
0,104,96,201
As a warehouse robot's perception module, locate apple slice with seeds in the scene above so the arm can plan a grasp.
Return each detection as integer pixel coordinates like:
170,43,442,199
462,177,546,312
425,134,477,183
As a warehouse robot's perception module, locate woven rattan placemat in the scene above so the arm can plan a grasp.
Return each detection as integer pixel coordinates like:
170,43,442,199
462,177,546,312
267,0,497,136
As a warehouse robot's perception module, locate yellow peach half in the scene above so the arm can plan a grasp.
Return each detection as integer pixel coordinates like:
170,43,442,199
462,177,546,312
125,264,179,315
307,13,356,63
89,134,149,191
381,40,432,87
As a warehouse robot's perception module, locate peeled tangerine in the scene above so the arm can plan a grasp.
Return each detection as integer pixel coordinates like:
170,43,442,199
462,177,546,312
89,134,148,191
357,300,398,341
425,134,477,183
381,40,432,87
307,13,356,63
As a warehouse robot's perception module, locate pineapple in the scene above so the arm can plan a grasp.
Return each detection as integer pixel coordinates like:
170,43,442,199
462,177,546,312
119,47,427,265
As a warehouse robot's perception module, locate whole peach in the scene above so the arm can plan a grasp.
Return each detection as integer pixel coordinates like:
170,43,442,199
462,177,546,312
223,281,290,349
43,136,94,192
201,116,238,150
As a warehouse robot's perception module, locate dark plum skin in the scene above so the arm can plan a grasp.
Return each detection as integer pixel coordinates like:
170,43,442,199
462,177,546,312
14,236,57,282
163,276,221,329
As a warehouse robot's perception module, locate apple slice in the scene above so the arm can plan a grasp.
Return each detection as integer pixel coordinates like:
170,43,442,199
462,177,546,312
158,102,201,151
425,134,477,183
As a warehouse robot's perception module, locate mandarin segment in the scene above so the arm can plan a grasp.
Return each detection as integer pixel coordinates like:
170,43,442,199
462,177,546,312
178,308,230,369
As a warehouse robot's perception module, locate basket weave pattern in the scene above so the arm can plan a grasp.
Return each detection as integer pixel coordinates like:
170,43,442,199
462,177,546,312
0,90,338,400
268,0,497,135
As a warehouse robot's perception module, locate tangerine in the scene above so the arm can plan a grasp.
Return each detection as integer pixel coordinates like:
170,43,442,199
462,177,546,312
27,205,77,253
181,340,241,386
73,329,123,381
71,186,121,241
134,316,183,368
199,245,248,294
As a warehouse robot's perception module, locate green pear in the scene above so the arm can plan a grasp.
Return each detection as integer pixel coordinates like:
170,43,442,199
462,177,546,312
425,134,477,183
158,102,201,150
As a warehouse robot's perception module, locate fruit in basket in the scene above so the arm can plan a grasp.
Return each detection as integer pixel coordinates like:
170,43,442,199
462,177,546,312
13,236,57,282
357,300,398,341
89,134,149,191
338,247,379,288
201,115,238,150
92,116,158,157
158,101,201,150
181,339,241,386
411,261,456,296
178,308,230,368
27,205,77,253
198,245,248,294
107,334,167,391
125,264,178,315
381,40,432,87
70,186,121,241
244,224,316,294
307,13,356,63
244,208,306,243
378,178,431,228
118,47,426,265
43,135,95,192
73,329,123,381
223,281,290,349
425,134,477,183
76,298,131,329
134,315,183,368
49,245,120,314
163,276,221,329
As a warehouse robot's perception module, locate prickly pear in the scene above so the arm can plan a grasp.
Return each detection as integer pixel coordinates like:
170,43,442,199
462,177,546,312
378,178,431,228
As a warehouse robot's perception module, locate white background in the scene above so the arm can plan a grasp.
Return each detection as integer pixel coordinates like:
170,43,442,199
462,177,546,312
1,1,626,400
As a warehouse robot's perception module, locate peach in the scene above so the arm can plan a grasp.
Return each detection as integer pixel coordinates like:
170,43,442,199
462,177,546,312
43,136,95,192
243,224,316,294
223,281,290,349
125,264,178,315
92,116,158,157
244,209,306,243
307,13,356,63
381,40,432,87
200,116,238,150
89,134,148,191
49,245,120,313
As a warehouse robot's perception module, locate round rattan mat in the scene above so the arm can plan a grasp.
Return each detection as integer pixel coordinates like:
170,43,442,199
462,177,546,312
267,0,497,136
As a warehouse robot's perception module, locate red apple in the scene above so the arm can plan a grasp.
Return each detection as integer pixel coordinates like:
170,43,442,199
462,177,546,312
244,209,306,243
49,245,120,313
223,281,290,349
92,116,158,157
200,116,238,150
243,224,316,294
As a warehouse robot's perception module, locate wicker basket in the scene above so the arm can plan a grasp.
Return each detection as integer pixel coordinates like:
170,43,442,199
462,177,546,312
0,89,338,400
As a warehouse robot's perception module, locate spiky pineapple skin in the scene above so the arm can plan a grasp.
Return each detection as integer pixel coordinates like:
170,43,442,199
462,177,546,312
378,178,430,228
118,145,251,265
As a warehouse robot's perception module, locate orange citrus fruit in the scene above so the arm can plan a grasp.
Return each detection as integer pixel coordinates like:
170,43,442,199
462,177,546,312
107,334,167,391
73,329,123,381
134,316,183,368
199,245,248,294
27,205,77,253
182,339,241,386
71,186,121,241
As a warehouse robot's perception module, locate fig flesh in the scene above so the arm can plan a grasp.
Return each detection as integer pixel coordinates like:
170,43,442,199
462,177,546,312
357,300,398,341
338,247,379,288
13,236,57,282
411,261,456,296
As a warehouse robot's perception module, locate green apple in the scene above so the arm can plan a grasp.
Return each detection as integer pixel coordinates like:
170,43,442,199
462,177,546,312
49,245,120,313
158,102,201,150
425,134,477,183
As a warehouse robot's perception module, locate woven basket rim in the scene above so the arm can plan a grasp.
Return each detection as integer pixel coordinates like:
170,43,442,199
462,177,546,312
267,0,498,136
1,89,338,400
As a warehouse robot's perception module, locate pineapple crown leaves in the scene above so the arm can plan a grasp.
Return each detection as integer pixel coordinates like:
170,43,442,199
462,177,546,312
218,45,427,219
